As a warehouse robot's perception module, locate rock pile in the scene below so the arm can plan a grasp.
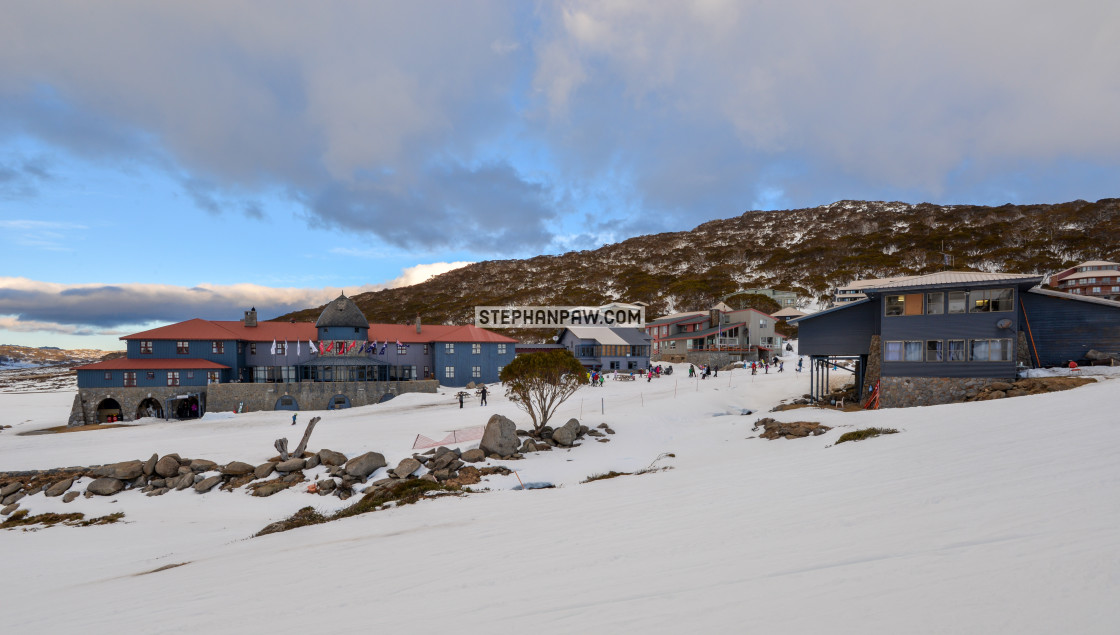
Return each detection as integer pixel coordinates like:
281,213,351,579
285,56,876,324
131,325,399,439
755,418,832,440
967,377,1095,401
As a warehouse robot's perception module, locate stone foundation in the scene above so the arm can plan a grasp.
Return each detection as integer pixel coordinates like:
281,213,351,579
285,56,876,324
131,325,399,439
69,380,439,426
879,376,1016,408
653,350,752,367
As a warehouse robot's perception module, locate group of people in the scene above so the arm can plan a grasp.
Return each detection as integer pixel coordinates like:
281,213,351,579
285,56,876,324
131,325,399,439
688,363,717,379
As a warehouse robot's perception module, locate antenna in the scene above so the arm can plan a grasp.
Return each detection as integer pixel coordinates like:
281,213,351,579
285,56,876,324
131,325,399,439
939,241,954,270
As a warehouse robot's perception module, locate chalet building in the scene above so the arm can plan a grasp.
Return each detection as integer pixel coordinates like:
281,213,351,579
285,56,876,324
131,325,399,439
1049,260,1120,300
555,327,651,371
794,271,1120,408
772,307,808,322
70,294,516,425
647,304,781,361
734,288,800,308
832,276,915,305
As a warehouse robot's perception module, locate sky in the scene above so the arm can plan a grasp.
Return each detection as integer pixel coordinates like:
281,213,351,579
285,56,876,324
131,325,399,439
1,1,1118,350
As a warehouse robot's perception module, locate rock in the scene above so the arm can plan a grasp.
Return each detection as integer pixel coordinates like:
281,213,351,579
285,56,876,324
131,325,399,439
430,452,458,471
194,475,223,493
465,381,476,389
178,466,192,475
420,474,439,483
316,479,337,492
305,454,321,469
604,427,615,435
519,438,539,453
479,414,520,457
988,381,1014,392
1,503,18,515
45,478,74,497
447,466,481,486
989,390,1007,399
393,458,421,479
1006,389,1028,398
0,482,21,497
155,456,182,478
319,449,348,466
551,419,581,447
587,430,605,437
344,452,387,478
280,472,303,483
597,423,610,429
143,453,158,476
174,474,194,491
130,475,147,489
94,460,145,480
150,478,165,488
190,459,218,472
461,448,486,463
756,418,832,440
87,477,125,496
252,481,289,497
254,462,277,479
221,461,255,476
146,488,169,497
3,491,26,506
62,491,79,503
432,468,451,480
275,458,306,473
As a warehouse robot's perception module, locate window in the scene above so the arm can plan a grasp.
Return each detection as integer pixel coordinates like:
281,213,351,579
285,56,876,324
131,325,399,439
212,341,224,354
1092,287,1101,294
948,291,967,313
423,365,430,378
497,343,506,355
969,288,1013,312
884,341,922,361
926,292,944,315
276,342,286,355
146,371,156,380
926,340,943,362
1086,277,1097,284
472,343,481,354
496,365,503,376
759,319,767,328
885,295,904,316
660,325,667,336
186,371,195,379
250,343,257,355
238,343,244,354
397,343,407,355
207,371,219,383
472,366,481,378
947,340,966,361
123,372,136,387
177,341,189,354
423,344,429,355
970,338,1013,361
444,366,454,378
1112,286,1119,293
445,343,454,354
140,340,153,354
167,371,180,386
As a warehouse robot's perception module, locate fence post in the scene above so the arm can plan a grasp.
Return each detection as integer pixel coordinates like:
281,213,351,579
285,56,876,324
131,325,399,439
601,397,604,414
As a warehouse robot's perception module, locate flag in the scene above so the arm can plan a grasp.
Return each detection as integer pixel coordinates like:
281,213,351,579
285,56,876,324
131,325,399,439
395,339,402,354
346,341,357,353
325,341,334,354
270,340,276,355
297,340,301,356
310,339,318,354
379,342,387,355
284,340,289,356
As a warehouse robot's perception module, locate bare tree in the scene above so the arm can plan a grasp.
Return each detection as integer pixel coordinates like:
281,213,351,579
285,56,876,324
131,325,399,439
500,350,589,431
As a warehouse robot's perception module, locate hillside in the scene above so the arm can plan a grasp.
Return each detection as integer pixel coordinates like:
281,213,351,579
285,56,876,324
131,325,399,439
279,198,1120,330
0,345,117,368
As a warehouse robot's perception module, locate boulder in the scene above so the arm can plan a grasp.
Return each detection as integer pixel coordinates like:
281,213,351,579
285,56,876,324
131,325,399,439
146,488,169,497
143,453,158,476
551,418,581,447
94,460,145,480
3,491,26,506
519,439,539,453
319,449,348,466
174,474,195,491
254,462,277,479
221,461,255,476
430,451,458,471
479,414,519,457
155,456,181,478
87,477,125,496
275,458,306,473
62,491,80,503
988,381,1014,392
1,482,23,497
344,452,387,478
420,474,439,483
461,448,486,463
190,459,218,472
1,503,18,515
316,479,337,493
252,481,289,497
194,475,223,493
393,458,421,479
45,478,74,497
305,454,321,469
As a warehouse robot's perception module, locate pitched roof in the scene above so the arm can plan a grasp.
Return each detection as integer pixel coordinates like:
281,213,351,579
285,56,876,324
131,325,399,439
315,294,369,329
657,321,749,342
772,307,808,317
788,299,869,324
865,271,1042,290
368,324,517,344
1058,269,1120,281
1076,260,1120,267
563,327,650,345
121,318,240,341
74,358,230,371
120,318,515,344
1028,287,1120,309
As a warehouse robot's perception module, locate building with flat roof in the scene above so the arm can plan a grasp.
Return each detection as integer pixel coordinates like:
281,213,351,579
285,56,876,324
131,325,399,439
1049,260,1120,300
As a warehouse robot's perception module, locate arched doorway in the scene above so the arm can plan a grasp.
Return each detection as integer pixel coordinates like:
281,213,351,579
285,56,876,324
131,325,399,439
274,395,299,411
96,398,122,423
136,398,163,420
327,394,351,410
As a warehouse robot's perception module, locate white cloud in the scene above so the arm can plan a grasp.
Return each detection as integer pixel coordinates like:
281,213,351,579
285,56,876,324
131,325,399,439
384,261,474,288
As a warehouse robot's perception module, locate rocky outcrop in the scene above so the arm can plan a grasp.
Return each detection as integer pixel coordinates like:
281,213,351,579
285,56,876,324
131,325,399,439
756,418,831,440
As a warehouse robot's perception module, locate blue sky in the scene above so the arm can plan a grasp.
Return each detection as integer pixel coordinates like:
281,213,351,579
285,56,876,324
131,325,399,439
1,1,1118,350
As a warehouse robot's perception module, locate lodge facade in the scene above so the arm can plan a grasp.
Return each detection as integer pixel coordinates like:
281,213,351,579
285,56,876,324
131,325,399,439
70,294,516,425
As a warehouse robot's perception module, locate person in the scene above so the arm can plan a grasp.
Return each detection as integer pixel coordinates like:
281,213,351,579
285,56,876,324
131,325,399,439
458,392,464,409
797,358,803,373
291,413,297,426
751,362,757,375
714,366,718,378
480,384,488,405
647,369,652,383
599,373,605,387
778,361,784,373
688,364,695,378
764,362,769,374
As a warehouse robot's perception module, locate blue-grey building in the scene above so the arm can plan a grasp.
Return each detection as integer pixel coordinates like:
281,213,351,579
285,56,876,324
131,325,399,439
556,326,651,372
794,271,1120,407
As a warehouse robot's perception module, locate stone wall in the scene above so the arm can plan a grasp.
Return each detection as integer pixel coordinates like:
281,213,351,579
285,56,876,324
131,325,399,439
865,335,882,390
69,380,439,426
880,375,1016,408
653,350,751,367
1017,331,1032,367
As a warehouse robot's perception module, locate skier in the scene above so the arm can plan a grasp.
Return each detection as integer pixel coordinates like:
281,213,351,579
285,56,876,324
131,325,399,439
458,392,465,409
291,413,297,426
688,364,695,378
797,358,804,373
480,384,488,406
778,361,784,373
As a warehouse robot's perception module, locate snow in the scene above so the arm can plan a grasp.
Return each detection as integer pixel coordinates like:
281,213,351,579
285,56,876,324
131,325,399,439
2,348,1119,633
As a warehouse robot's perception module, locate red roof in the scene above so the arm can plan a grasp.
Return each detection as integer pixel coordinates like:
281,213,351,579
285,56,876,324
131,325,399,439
369,324,517,344
211,321,317,343
121,318,241,341
74,358,230,371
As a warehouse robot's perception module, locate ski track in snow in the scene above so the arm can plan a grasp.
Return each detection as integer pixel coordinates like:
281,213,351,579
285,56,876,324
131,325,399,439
1,346,1119,634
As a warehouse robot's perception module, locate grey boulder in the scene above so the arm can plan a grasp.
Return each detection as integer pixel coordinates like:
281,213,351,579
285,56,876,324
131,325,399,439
551,418,581,447
479,414,519,457
393,458,421,479
87,477,125,496
254,462,277,479
319,449,348,466
94,460,145,480
45,478,74,497
221,461,255,476
155,456,181,478
275,458,306,473
194,475,223,493
460,448,486,463
344,452,387,478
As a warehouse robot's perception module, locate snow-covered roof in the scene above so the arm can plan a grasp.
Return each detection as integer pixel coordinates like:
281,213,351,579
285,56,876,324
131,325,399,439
788,299,869,324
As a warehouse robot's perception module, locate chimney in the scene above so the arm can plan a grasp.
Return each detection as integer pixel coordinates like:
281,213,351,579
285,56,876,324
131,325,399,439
244,307,257,328
415,314,422,334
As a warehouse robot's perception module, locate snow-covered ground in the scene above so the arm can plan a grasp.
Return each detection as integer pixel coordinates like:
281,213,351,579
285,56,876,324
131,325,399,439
2,348,1118,634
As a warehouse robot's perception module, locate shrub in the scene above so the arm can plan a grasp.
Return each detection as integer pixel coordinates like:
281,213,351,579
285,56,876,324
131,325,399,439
835,427,899,444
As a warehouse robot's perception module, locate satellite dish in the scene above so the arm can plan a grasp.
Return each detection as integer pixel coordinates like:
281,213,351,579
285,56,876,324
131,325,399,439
996,318,1012,329
552,336,559,342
